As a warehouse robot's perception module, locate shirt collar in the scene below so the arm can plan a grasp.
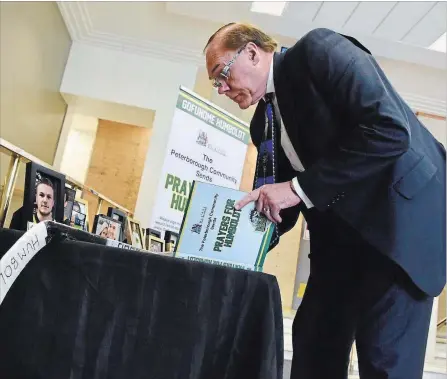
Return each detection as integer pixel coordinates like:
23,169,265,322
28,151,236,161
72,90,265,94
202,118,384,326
266,55,275,95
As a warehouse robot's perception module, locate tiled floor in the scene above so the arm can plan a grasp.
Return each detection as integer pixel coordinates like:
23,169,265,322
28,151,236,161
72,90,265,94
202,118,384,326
282,317,447,379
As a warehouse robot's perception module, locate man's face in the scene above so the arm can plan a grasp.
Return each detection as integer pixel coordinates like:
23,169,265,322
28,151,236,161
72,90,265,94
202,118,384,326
36,184,54,216
206,42,265,110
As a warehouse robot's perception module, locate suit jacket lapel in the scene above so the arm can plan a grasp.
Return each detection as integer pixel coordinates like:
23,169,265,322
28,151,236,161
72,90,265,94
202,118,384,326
272,52,307,168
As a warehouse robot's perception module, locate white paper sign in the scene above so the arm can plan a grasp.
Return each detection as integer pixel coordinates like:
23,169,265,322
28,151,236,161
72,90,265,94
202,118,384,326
149,87,250,235
0,221,48,305
105,239,145,252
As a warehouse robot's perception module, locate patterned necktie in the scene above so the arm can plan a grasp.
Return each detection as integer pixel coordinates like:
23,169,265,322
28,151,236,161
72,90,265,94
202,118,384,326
253,93,277,189
253,93,280,247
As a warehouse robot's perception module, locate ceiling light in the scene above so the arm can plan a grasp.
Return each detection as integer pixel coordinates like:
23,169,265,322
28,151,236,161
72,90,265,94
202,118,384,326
251,1,287,17
428,32,446,53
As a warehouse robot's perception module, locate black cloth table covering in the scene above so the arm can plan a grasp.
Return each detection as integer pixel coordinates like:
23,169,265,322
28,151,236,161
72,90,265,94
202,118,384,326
0,228,284,379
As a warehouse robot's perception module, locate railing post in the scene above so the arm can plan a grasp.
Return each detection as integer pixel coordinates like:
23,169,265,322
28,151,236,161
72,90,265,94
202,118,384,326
0,154,20,227
425,296,439,365
96,198,104,215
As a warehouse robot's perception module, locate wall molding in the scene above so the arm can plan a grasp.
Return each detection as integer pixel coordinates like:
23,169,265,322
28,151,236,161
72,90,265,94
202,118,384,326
57,2,204,65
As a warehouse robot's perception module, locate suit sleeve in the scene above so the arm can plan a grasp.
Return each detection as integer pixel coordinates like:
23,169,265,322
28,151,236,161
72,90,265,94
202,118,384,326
295,29,411,211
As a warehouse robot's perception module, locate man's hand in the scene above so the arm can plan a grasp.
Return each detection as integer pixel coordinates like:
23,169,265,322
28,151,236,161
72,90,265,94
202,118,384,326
235,181,301,224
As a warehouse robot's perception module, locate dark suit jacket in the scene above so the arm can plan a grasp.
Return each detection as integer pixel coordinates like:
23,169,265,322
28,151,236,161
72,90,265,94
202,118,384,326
250,28,446,297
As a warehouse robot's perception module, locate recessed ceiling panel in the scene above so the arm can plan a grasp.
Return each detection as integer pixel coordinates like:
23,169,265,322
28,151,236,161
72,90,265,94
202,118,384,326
251,1,287,17
402,2,447,47
343,2,398,34
282,2,323,23
373,1,437,41
312,1,360,30
166,2,252,25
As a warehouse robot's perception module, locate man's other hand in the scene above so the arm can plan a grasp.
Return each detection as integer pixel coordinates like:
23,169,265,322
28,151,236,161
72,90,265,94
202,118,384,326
235,181,301,224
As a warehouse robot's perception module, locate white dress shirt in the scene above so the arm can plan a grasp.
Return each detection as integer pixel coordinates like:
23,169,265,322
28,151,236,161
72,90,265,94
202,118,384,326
265,57,314,208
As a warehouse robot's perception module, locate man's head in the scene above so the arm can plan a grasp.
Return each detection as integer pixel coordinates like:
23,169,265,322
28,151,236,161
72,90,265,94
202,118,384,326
35,178,55,218
204,23,277,109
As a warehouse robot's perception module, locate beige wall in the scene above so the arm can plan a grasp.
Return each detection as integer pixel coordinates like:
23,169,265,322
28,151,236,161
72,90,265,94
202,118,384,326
0,2,71,165
85,119,152,214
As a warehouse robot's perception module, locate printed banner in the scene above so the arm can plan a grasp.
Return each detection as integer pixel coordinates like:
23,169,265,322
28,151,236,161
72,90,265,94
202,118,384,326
149,88,249,234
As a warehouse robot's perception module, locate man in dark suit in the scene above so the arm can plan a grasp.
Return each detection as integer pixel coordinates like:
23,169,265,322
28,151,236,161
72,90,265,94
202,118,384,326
204,23,446,378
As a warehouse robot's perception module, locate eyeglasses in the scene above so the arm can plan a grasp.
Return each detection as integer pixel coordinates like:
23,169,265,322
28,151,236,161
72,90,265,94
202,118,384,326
212,45,246,88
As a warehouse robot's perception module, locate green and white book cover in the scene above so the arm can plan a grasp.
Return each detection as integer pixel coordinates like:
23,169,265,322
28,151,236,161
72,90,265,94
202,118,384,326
174,181,275,271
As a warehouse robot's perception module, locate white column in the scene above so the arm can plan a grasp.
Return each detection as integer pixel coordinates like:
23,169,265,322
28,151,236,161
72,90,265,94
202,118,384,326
53,105,77,170
53,103,98,184
134,95,177,227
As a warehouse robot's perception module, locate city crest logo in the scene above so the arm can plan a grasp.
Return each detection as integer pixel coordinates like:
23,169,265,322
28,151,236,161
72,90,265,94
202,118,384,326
191,223,202,234
196,130,227,157
249,209,268,233
196,130,208,147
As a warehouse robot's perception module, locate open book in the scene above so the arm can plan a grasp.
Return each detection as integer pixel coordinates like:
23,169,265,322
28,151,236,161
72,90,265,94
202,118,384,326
174,181,275,271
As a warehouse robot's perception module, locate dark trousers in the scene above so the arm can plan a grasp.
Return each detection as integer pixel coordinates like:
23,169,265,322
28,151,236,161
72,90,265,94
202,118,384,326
290,210,433,379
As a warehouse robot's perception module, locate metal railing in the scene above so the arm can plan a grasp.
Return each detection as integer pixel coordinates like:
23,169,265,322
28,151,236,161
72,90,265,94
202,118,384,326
0,138,133,228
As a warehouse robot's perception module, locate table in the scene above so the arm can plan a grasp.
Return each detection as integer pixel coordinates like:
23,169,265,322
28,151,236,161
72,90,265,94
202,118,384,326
0,227,284,379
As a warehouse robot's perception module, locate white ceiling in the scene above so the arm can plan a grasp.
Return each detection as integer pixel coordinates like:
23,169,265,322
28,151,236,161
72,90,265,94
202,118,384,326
58,1,446,69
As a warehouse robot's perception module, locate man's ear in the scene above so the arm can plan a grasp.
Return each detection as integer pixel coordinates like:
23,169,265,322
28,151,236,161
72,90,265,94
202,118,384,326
246,42,260,65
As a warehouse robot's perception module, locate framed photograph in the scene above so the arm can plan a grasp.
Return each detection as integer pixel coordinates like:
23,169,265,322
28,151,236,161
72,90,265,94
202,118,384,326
145,228,161,251
107,207,127,242
147,235,165,254
127,218,144,249
147,228,161,238
72,197,90,232
141,228,147,249
63,186,76,225
93,214,122,241
71,210,86,230
22,161,65,230
164,230,179,252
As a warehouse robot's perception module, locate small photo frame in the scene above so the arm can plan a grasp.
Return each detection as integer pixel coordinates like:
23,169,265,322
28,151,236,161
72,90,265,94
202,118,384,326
93,214,122,241
127,218,144,249
22,161,65,230
141,228,147,249
63,186,77,225
71,210,86,230
147,235,165,254
164,230,179,252
107,207,127,242
72,197,90,232
145,228,161,251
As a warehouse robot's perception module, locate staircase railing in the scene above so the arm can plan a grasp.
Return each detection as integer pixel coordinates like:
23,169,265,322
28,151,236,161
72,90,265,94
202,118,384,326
0,138,133,228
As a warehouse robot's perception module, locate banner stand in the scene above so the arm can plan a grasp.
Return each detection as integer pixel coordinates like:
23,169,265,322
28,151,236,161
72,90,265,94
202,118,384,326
149,86,250,236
